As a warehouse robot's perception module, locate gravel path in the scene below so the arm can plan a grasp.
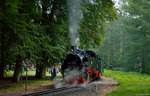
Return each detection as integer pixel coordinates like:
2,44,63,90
0,76,118,96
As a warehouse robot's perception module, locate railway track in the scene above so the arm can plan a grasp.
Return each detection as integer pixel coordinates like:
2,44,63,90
22,86,84,96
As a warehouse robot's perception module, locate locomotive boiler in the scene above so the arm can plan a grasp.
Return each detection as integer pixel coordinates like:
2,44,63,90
61,46,103,84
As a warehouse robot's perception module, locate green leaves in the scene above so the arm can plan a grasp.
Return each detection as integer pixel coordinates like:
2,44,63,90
79,0,118,49
95,0,150,74
0,0,118,79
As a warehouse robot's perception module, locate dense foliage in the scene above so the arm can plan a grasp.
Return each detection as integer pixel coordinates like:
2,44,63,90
0,0,117,81
96,0,150,74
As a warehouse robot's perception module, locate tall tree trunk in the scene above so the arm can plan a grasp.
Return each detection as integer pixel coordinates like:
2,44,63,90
0,33,5,80
0,0,6,80
12,55,22,82
111,32,114,68
107,55,110,68
34,0,50,79
35,63,46,79
35,63,40,78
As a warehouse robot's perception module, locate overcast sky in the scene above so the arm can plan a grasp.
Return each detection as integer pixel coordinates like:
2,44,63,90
112,0,120,8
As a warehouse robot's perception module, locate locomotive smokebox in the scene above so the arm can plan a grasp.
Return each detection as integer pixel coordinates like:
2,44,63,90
71,46,77,53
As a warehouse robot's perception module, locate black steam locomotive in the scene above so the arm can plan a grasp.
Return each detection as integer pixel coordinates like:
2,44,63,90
61,46,103,84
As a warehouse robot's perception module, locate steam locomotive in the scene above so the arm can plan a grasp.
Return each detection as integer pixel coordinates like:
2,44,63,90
61,46,103,84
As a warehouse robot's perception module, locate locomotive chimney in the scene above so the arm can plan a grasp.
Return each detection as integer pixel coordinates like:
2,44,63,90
71,46,77,53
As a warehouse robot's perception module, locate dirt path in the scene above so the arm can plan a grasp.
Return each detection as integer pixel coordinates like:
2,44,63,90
95,76,118,96
0,76,118,96
0,83,55,96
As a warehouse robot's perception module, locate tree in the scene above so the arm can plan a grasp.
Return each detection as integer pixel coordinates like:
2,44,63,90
122,0,150,73
0,0,118,81
94,12,128,70
95,0,150,74
80,0,118,49
12,0,40,82
34,0,70,79
0,0,20,80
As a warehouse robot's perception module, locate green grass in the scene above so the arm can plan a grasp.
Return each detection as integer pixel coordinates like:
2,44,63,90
4,71,36,77
104,70,150,96
5,71,62,77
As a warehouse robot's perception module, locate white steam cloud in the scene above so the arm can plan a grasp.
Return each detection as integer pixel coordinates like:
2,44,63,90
68,0,82,47
64,69,81,84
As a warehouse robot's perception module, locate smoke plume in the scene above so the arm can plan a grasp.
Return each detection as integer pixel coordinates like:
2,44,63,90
68,0,82,47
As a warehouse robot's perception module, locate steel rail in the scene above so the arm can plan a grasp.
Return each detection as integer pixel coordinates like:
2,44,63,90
22,86,81,96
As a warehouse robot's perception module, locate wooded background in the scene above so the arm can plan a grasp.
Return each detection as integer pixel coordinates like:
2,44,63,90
0,0,117,82
95,0,150,74
1,0,149,82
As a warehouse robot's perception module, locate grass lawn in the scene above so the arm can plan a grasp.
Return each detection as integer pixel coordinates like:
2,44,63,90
4,71,62,78
104,70,150,96
4,71,36,77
